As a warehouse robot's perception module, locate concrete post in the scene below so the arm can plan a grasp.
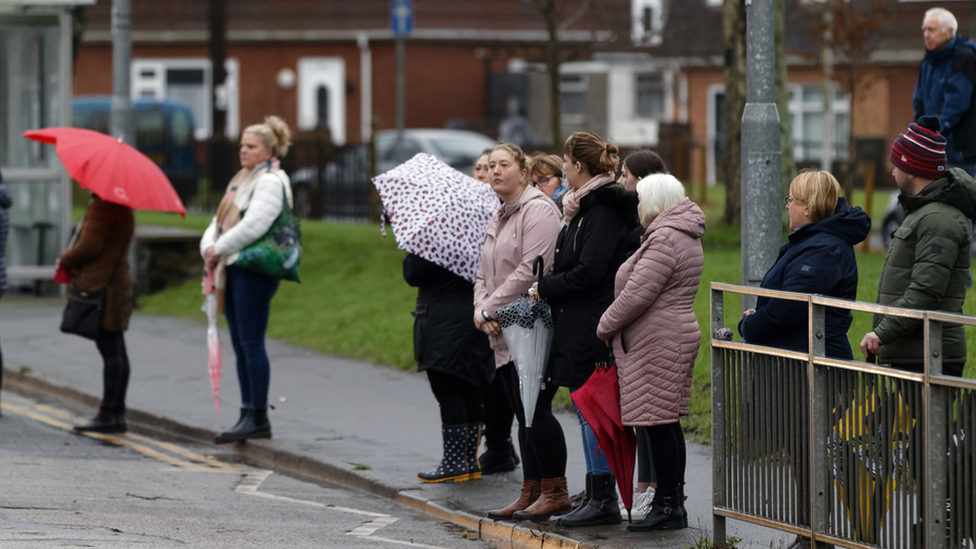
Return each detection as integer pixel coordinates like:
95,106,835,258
740,0,782,310
110,0,135,146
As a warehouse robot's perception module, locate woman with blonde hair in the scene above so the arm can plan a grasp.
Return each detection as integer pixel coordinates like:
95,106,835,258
597,173,705,532
528,131,639,526
528,153,567,211
739,170,870,358
475,142,563,520
201,115,294,443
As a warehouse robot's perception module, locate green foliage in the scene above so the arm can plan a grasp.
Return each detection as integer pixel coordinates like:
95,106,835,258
687,532,742,549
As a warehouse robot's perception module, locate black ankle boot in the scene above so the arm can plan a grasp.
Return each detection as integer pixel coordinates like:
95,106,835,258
556,473,592,522
626,488,688,532
74,410,126,434
229,407,253,431
480,436,518,474
214,407,271,443
418,424,470,483
558,473,622,527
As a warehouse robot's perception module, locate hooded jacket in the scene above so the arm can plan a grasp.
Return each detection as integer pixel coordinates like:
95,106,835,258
597,198,705,426
913,35,976,163
538,181,639,390
474,185,561,367
738,198,872,359
873,168,976,366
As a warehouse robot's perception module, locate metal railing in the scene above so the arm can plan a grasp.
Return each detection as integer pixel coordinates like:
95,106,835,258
711,282,976,549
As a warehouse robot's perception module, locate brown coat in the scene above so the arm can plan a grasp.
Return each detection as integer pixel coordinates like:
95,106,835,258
59,196,135,333
596,198,705,426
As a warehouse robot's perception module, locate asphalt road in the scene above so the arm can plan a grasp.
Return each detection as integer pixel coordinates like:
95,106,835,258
0,392,498,549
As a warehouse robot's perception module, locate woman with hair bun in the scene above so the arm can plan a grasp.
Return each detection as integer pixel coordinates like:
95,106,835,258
527,131,639,527
200,115,294,443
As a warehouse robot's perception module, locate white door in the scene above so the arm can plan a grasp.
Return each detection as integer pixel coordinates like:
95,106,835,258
297,57,346,145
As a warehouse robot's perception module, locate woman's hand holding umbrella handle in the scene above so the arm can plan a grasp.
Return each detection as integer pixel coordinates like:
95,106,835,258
482,320,501,337
527,282,540,301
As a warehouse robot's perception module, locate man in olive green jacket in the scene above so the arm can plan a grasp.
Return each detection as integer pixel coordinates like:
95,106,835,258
860,117,976,376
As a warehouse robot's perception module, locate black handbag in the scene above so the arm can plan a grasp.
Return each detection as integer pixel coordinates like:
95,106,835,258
60,283,105,340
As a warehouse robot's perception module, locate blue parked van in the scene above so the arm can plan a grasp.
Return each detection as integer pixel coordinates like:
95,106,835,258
72,96,198,203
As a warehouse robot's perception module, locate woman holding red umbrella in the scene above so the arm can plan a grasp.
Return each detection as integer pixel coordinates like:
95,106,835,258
201,116,293,444
596,173,705,532
61,193,135,434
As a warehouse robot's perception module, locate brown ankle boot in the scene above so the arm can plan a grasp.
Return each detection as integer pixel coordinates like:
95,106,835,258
487,479,541,519
512,477,572,520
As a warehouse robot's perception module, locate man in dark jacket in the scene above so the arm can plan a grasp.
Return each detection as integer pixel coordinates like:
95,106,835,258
860,118,976,376
913,7,976,175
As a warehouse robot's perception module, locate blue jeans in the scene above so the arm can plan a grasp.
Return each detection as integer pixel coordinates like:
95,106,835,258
224,265,279,409
574,403,612,475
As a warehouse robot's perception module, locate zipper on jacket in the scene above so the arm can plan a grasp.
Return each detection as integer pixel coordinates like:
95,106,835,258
573,216,584,251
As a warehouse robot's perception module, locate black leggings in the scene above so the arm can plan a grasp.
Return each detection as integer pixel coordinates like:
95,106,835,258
483,370,517,451
636,426,658,484
499,362,566,480
427,370,484,426
645,422,686,496
95,331,130,415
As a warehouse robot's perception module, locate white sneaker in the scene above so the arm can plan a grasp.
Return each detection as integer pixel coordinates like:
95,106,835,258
620,487,654,517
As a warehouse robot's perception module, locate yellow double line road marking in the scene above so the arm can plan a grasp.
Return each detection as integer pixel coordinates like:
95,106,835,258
1,396,247,473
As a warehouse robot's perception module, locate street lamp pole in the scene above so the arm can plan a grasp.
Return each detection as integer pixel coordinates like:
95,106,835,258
740,0,782,310
110,0,134,145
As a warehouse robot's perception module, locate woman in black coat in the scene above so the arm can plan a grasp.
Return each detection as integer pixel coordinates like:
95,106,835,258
529,131,639,527
405,254,494,483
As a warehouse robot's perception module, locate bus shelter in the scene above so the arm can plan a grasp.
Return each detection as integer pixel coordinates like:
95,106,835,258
0,0,92,285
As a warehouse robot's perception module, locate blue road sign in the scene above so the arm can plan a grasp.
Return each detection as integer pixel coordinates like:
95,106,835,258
391,0,413,37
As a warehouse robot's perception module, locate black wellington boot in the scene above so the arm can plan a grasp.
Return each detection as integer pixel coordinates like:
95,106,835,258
626,486,688,532
214,407,271,443
418,424,470,483
465,423,484,480
74,409,127,434
558,473,622,527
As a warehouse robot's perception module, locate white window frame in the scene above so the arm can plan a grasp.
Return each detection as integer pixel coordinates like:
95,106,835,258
789,82,851,163
560,73,589,126
631,0,664,46
131,58,240,140
297,57,346,145
634,71,666,119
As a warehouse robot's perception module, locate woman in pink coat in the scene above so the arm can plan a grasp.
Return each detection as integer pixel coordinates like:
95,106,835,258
596,173,705,532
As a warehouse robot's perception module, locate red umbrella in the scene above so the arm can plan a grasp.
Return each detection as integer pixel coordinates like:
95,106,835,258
22,127,186,217
571,364,638,519
202,269,221,411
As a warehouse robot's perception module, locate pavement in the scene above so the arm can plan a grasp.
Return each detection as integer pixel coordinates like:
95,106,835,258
0,298,792,549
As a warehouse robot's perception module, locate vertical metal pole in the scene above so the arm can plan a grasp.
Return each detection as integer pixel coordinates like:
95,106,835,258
741,0,783,311
809,300,829,547
358,33,372,143
924,315,948,549
59,9,74,281
711,287,727,545
395,36,405,141
110,0,134,145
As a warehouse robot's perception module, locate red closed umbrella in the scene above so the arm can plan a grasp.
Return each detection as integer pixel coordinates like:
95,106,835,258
23,127,185,217
571,364,638,520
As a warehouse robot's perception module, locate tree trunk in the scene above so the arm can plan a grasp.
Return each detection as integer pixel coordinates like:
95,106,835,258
775,0,795,192
543,0,563,153
723,0,747,226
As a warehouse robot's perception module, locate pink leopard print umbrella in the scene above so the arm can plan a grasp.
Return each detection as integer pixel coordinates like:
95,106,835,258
372,153,500,283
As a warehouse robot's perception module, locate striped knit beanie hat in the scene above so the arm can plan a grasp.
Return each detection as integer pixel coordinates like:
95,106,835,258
890,115,947,180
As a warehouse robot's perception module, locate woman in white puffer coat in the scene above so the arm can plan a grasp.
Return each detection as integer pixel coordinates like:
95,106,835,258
200,116,293,443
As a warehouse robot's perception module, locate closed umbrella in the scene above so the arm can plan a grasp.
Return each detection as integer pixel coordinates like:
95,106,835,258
571,364,638,520
494,257,553,428
201,269,221,411
22,127,185,216
371,153,499,283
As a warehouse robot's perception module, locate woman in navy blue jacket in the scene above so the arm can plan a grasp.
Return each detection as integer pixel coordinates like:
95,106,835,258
738,170,871,359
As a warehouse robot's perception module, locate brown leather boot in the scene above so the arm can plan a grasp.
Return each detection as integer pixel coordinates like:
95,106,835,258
512,477,572,521
487,479,541,519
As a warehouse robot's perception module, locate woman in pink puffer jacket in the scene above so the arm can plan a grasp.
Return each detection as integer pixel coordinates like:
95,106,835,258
596,173,705,533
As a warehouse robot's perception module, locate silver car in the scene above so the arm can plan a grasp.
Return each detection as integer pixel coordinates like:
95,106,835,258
375,129,496,175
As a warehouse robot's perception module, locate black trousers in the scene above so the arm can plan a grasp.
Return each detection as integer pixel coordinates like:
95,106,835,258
635,426,658,484
499,361,566,479
427,369,484,426
95,331,130,415
483,364,517,451
645,422,686,497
